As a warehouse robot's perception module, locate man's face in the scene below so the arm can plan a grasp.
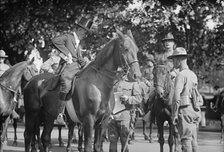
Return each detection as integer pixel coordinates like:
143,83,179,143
77,28,87,40
173,57,180,69
163,40,175,51
0,58,5,63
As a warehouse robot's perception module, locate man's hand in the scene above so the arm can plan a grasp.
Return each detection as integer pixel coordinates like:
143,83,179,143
65,53,73,64
120,95,129,104
172,115,178,125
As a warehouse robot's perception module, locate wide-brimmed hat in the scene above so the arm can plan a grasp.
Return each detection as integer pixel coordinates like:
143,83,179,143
162,32,175,42
0,50,8,58
75,17,93,32
168,47,188,59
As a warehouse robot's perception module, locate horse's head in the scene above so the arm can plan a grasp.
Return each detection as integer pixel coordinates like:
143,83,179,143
116,29,141,81
154,65,171,100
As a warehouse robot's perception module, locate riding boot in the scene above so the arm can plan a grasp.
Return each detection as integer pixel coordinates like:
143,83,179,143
56,94,67,125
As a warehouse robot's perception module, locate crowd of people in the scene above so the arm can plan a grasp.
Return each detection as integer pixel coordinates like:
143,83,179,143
1,16,215,152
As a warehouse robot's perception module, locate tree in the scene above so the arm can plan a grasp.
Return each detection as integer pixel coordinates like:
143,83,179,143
0,0,223,86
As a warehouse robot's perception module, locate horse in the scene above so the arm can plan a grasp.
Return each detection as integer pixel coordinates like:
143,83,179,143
23,29,141,152
151,64,179,152
0,60,35,152
207,89,224,144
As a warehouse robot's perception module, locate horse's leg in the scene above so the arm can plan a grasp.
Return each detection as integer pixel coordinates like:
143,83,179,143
41,115,54,152
168,120,174,152
94,122,104,152
58,125,65,147
220,114,224,144
12,118,18,146
66,121,75,152
24,114,36,152
1,116,10,146
83,115,94,152
78,123,84,152
149,122,153,143
157,120,165,152
142,120,149,140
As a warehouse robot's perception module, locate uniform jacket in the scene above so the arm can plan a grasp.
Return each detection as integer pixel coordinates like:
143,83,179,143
172,66,200,123
0,63,10,76
113,80,146,121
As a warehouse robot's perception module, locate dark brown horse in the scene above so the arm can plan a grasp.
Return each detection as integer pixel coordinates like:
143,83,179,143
0,60,34,152
151,65,179,152
24,29,141,152
209,89,224,143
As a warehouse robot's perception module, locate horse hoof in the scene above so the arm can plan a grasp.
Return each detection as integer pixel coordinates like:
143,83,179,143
59,141,65,147
12,141,17,146
144,135,149,140
48,143,52,149
31,148,37,152
72,138,78,144
66,147,72,152
149,138,154,143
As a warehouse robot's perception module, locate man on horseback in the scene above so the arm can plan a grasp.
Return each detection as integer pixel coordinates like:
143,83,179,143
51,16,93,124
146,32,178,122
170,47,201,152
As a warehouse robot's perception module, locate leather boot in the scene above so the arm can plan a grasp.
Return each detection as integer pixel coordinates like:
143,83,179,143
55,98,66,125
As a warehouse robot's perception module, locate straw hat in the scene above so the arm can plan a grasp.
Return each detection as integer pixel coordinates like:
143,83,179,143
75,17,93,32
168,47,188,59
0,50,8,58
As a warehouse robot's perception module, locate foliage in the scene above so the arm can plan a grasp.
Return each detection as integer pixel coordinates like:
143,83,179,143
0,0,223,85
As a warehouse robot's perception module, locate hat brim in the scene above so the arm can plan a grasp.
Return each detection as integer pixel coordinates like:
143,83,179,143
76,23,91,32
162,38,175,42
168,54,188,59
0,55,8,58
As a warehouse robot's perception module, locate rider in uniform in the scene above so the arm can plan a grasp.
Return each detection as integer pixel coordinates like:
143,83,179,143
146,32,178,122
51,17,93,124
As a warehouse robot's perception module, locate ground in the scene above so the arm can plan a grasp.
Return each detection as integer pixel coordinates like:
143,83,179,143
2,121,224,152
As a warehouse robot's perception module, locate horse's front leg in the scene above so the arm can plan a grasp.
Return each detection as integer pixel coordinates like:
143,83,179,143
168,121,174,152
13,118,18,146
220,114,224,144
78,123,84,152
142,120,149,140
83,115,94,152
94,118,107,152
157,120,165,152
58,125,65,147
66,121,75,152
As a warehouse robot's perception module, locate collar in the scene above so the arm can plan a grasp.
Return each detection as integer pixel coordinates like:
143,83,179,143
180,65,189,71
73,32,80,47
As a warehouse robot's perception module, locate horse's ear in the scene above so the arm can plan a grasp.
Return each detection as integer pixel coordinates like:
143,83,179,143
116,28,125,40
127,30,137,45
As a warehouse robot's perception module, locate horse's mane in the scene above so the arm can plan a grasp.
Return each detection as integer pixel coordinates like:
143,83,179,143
0,61,27,83
91,38,119,67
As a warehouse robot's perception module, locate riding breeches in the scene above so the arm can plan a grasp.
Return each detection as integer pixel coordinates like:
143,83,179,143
108,119,130,152
60,62,80,97
177,107,199,152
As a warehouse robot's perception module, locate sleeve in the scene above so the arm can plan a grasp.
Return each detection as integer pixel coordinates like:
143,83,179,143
127,82,143,105
52,34,70,56
41,58,54,73
172,74,185,117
